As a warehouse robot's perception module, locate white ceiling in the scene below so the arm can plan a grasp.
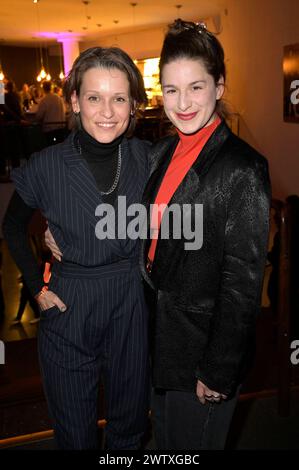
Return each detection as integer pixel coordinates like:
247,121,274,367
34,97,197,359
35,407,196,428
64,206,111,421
0,0,225,46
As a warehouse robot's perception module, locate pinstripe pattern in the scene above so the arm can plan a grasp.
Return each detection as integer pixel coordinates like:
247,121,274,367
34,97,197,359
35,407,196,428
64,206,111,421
11,132,151,449
11,132,150,264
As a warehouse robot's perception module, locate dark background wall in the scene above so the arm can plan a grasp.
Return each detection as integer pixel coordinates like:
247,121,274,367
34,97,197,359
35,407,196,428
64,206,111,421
0,45,60,89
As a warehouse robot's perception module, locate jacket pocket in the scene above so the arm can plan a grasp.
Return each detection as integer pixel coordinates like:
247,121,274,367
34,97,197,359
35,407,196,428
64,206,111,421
39,305,62,321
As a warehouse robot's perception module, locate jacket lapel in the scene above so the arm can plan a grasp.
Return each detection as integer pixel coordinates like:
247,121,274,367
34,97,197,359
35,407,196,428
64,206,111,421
191,120,231,177
139,121,231,285
142,136,178,208
139,136,178,287
171,122,231,205
113,138,141,254
143,121,231,208
61,132,130,256
61,132,103,225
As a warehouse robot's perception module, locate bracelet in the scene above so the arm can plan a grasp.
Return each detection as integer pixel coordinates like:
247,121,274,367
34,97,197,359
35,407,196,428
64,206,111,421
34,286,48,300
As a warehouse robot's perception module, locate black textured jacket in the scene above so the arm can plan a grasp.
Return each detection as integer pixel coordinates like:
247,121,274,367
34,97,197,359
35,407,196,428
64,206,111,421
140,121,271,396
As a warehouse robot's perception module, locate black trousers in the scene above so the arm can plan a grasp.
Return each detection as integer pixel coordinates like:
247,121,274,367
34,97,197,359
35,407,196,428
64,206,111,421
151,388,238,450
38,260,150,449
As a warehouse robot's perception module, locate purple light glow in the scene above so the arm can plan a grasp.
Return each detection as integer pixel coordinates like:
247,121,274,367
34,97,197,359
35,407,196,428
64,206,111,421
37,31,81,40
36,32,59,39
34,32,82,76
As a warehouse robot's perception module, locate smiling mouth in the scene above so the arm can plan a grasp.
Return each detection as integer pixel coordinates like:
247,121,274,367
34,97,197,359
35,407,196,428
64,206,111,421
176,112,198,121
95,122,117,128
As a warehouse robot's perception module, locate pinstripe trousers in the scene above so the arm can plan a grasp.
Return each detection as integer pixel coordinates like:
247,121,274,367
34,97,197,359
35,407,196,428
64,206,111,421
38,259,150,450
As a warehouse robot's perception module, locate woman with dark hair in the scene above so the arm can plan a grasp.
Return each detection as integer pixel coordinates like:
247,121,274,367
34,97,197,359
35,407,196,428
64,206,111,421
3,47,151,450
138,19,271,449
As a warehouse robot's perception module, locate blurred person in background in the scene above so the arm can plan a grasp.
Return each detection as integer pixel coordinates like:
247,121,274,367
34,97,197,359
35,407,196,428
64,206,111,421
0,80,23,123
35,80,66,135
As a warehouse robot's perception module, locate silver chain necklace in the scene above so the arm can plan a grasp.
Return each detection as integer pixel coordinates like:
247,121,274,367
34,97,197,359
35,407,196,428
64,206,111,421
77,140,122,195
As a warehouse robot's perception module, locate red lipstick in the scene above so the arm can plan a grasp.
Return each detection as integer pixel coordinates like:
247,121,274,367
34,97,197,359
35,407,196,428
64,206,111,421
176,112,197,121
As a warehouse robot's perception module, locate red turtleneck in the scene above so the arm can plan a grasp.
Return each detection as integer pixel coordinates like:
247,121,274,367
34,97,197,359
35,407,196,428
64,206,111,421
147,115,221,265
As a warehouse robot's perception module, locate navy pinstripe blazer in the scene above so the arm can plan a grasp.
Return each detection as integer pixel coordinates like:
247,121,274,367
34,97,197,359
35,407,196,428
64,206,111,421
11,131,151,266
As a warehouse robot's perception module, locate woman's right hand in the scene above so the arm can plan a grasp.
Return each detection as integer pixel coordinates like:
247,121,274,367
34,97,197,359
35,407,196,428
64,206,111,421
196,379,227,405
44,227,63,261
35,289,67,312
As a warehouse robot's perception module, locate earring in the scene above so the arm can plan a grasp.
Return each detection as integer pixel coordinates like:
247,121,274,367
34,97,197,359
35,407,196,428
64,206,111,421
74,111,80,116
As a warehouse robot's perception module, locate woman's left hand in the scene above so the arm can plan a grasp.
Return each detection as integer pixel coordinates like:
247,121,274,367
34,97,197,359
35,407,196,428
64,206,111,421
35,289,67,313
196,379,227,405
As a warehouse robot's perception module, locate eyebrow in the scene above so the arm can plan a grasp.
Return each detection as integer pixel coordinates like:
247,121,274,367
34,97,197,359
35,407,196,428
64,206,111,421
162,80,207,88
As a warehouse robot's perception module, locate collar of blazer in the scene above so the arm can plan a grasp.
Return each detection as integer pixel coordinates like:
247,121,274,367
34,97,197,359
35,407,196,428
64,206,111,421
58,131,141,258
143,120,231,207
139,120,231,287
60,131,86,167
60,131,139,211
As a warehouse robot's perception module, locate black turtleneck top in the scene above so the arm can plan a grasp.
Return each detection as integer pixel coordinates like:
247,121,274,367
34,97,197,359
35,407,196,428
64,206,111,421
2,129,124,296
77,128,122,206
